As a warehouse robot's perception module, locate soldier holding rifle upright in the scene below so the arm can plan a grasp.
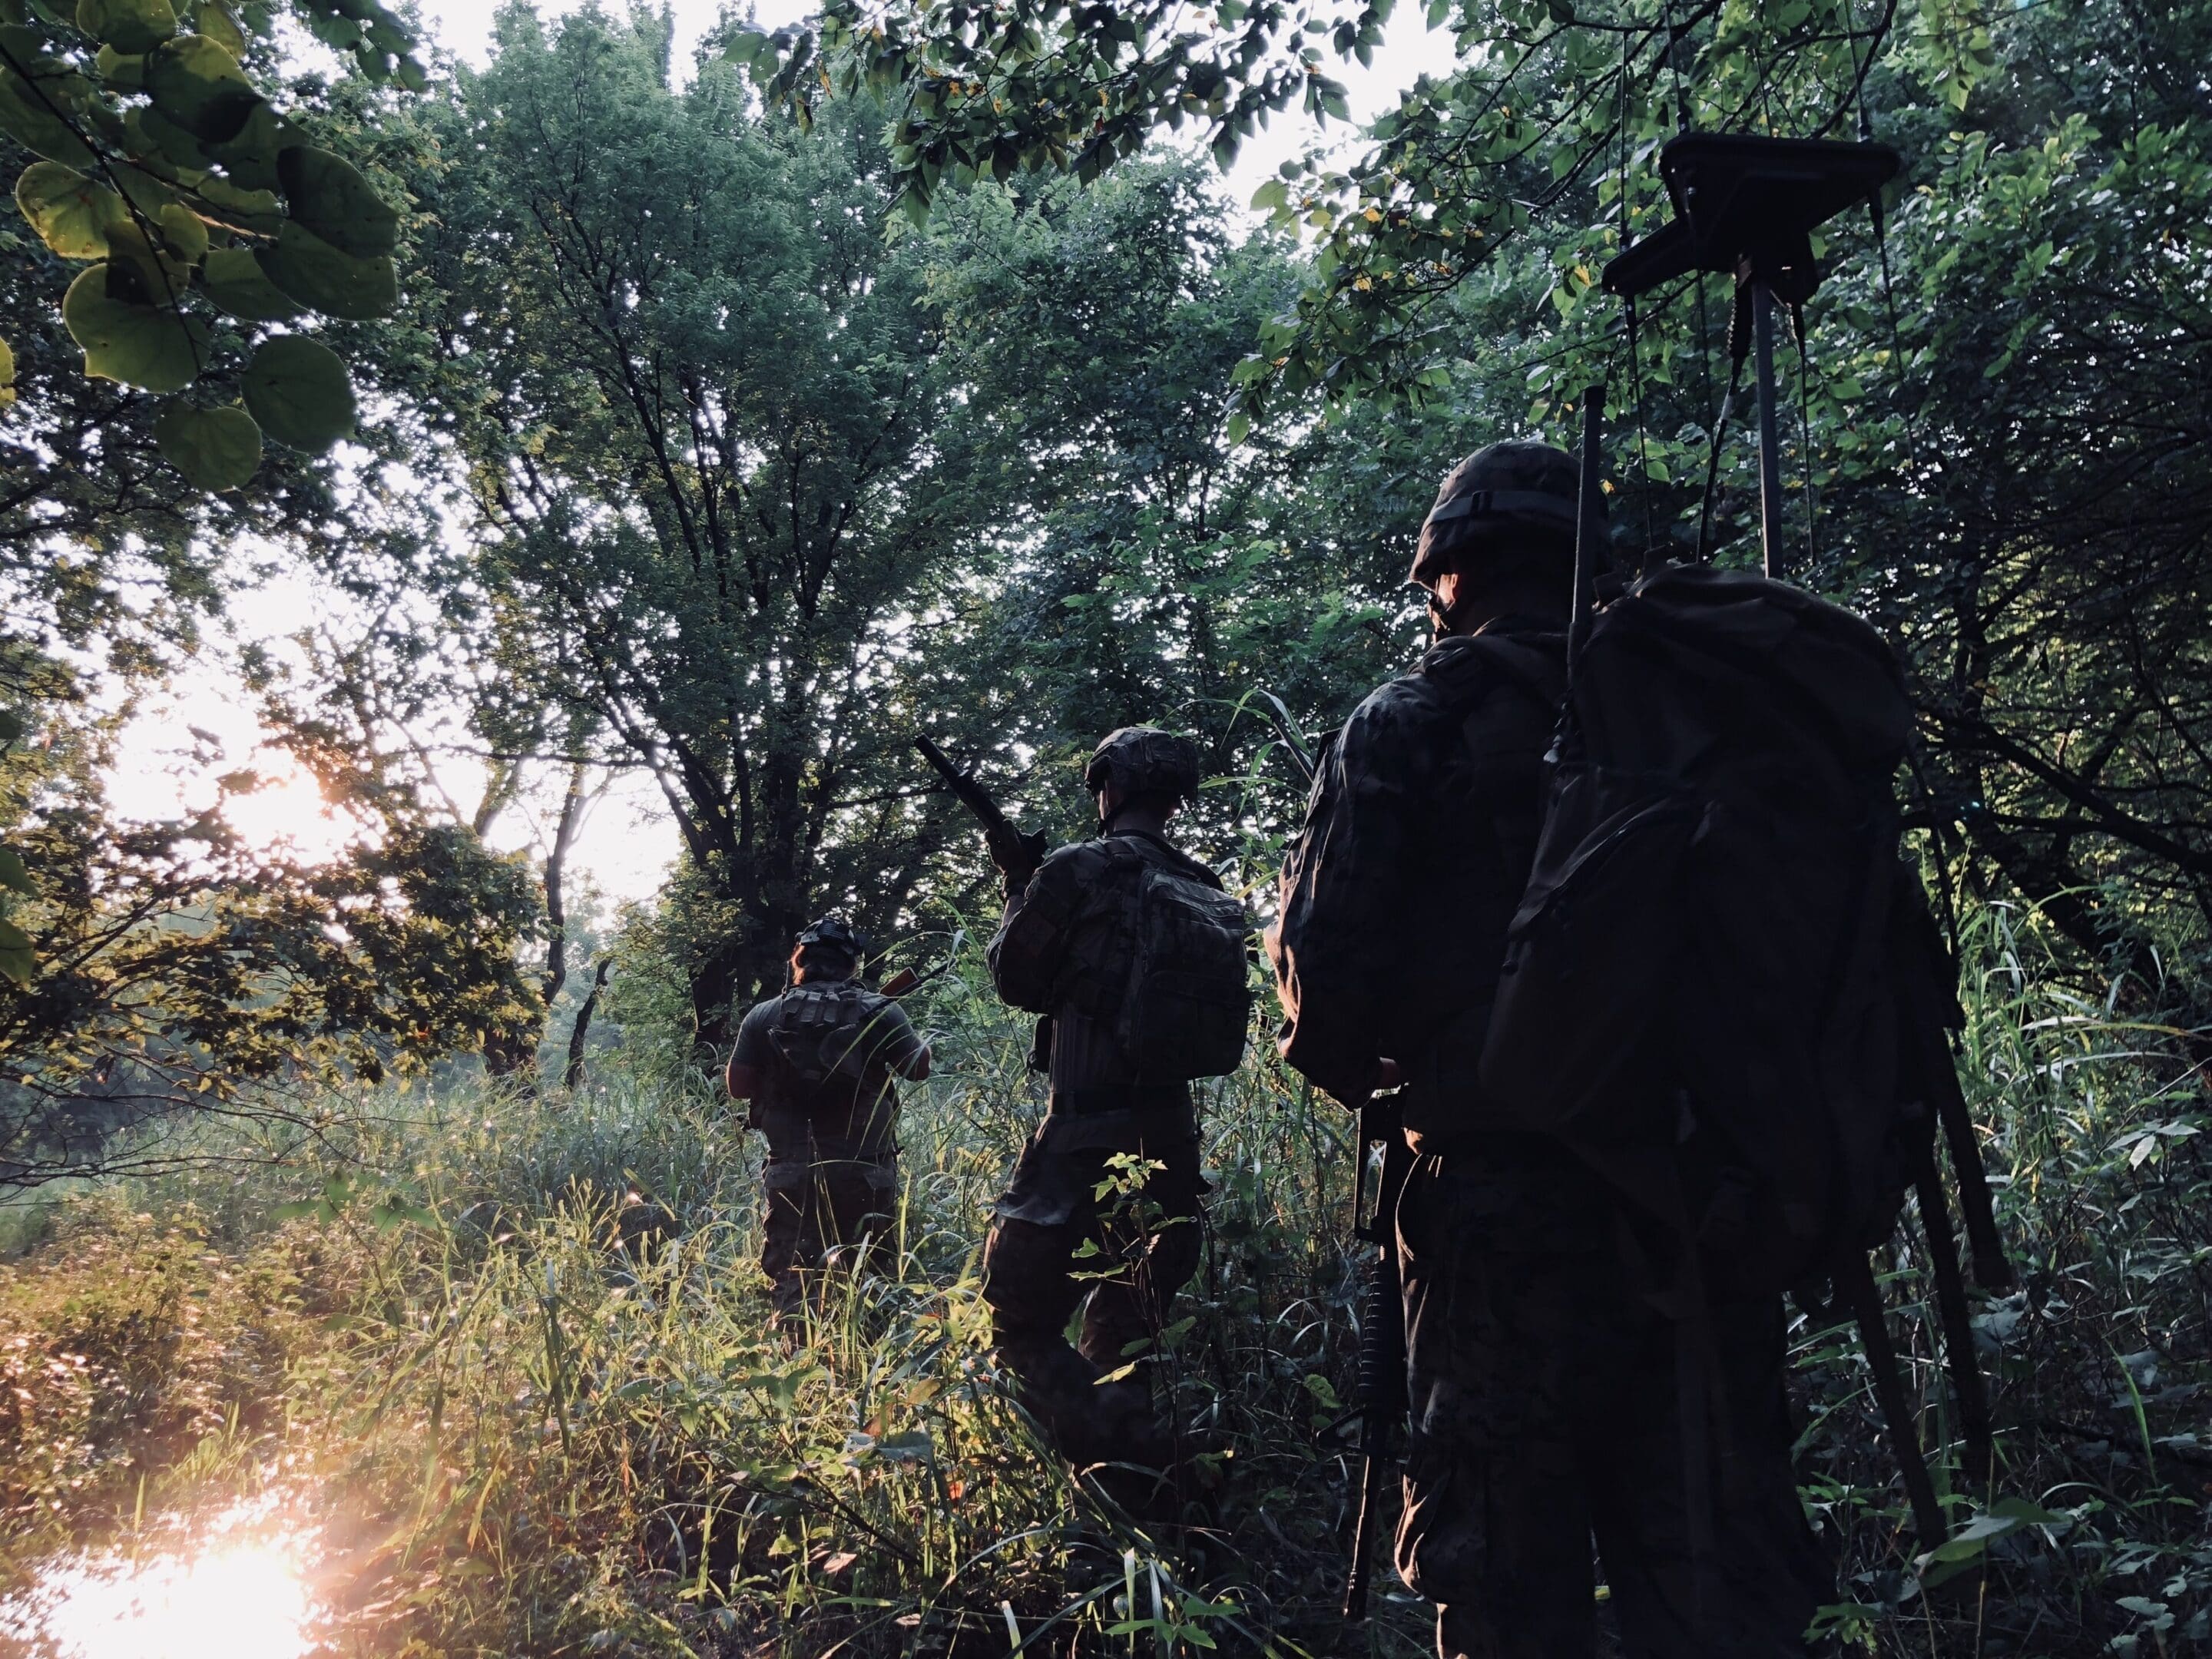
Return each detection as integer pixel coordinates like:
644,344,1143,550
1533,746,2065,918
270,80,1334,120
726,917,931,1322
1270,444,1830,1658
921,728,1250,1512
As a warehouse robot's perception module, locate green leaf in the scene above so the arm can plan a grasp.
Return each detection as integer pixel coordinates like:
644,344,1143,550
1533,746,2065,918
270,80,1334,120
144,32,258,141
154,400,261,488
200,98,292,189
257,219,396,319
193,0,245,54
14,161,121,260
1225,409,1250,445
62,262,207,392
0,710,22,743
200,243,300,319
0,847,35,896
0,67,97,168
0,336,13,408
0,923,32,985
76,0,176,51
276,143,397,257
241,333,354,449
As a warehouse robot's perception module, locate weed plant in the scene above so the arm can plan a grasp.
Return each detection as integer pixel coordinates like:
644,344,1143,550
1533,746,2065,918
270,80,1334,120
0,904,2207,1656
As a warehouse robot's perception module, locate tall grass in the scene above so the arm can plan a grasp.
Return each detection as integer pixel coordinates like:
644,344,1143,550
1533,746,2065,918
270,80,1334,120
1,906,2207,1656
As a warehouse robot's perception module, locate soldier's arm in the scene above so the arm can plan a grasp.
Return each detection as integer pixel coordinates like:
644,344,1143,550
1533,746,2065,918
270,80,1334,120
726,1001,774,1100
986,844,1092,1013
868,998,933,1081
1268,698,1422,1105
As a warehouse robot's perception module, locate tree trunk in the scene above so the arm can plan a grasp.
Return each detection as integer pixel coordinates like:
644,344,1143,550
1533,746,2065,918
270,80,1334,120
565,957,612,1090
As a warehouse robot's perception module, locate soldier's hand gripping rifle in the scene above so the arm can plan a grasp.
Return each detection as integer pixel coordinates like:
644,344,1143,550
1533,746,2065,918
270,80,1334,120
914,736,1049,895
1317,1089,1413,1621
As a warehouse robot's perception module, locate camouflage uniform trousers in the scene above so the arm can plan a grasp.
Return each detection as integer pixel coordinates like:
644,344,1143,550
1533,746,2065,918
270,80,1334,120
980,1111,1207,1470
761,1148,898,1318
1395,1141,1833,1659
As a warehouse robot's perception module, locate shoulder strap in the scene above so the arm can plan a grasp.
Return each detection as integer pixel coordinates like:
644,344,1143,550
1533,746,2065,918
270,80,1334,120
1415,634,1566,724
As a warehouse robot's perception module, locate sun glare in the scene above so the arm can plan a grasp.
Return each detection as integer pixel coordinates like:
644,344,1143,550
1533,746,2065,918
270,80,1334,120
221,763,359,866
3,1508,319,1659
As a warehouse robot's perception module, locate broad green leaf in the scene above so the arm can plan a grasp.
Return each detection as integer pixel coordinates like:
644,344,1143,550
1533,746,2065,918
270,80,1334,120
157,201,208,263
0,847,34,896
14,161,121,259
200,243,300,319
187,173,280,233
154,399,261,488
257,219,396,318
0,710,21,743
125,104,209,170
144,32,257,141
200,98,292,188
94,44,149,87
193,0,245,53
242,333,354,449
0,66,97,167
276,144,397,257
62,261,207,391
103,211,202,299
0,336,13,407
77,0,176,51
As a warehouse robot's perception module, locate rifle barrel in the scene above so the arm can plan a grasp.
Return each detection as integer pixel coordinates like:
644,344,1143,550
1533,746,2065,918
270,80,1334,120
915,735,1015,836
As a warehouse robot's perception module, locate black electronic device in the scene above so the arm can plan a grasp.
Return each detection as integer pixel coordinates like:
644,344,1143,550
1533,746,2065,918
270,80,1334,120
1601,132,1900,301
1600,134,1900,576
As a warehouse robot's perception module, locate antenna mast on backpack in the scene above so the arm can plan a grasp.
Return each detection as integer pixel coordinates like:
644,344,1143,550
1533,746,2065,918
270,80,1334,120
1601,134,1899,578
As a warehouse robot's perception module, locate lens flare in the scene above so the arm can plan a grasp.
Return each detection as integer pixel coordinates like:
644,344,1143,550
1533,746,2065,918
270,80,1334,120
2,1505,319,1659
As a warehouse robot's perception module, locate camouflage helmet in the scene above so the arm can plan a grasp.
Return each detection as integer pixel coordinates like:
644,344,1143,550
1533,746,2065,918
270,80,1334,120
793,916,865,962
1083,727,1203,802
1409,439,1598,590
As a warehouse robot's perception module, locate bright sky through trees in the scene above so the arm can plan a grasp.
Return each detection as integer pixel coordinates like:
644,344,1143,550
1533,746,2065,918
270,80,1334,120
99,0,1438,909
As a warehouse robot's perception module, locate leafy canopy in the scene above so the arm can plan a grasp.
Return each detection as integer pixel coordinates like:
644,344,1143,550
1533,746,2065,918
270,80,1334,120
0,0,416,490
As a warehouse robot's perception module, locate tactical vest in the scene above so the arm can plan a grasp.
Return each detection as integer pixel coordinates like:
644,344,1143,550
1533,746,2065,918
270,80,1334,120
767,979,897,1111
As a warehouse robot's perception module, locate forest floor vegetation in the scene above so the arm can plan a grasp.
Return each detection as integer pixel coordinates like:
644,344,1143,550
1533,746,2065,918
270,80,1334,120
0,906,2207,1657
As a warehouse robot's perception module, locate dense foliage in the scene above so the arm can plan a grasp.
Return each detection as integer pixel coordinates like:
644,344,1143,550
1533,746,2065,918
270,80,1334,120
0,0,2206,1651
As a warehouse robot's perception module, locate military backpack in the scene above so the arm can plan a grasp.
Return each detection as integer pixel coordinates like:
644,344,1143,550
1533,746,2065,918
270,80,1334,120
1064,841,1251,1083
1471,562,2008,1539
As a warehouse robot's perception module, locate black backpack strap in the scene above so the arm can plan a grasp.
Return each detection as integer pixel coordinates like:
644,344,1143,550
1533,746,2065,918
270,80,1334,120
1836,1249,1949,1546
1912,1129,1995,1492
1414,634,1566,726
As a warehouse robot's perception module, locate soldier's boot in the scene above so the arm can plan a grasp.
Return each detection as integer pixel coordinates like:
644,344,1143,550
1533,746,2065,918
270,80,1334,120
994,1336,1181,1520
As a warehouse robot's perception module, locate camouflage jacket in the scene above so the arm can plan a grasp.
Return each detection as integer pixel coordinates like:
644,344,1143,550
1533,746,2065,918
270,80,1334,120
1268,619,1566,1134
988,827,1227,1111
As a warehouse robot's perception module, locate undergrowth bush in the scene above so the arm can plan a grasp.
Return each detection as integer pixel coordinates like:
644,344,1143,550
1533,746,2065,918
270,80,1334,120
0,903,2205,1656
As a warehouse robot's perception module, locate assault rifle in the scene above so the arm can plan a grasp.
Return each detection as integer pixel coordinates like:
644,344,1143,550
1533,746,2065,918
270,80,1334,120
1320,1090,1415,1621
1260,711,1412,1622
876,929,965,999
914,735,1049,893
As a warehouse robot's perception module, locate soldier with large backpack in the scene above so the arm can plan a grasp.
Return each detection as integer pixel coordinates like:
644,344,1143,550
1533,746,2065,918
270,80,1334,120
982,727,1251,1504
727,917,932,1320
1270,442,1845,1657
